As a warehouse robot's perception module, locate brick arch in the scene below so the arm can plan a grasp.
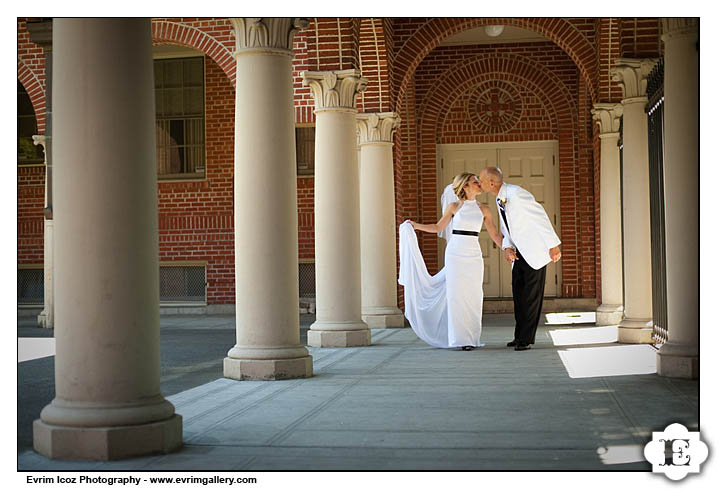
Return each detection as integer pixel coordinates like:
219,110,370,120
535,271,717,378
358,17,391,112
394,18,597,111
421,54,576,137
433,73,560,140
17,59,46,135
415,54,580,282
151,20,236,86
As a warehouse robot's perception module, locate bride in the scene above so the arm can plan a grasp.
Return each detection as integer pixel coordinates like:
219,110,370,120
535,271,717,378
399,173,503,350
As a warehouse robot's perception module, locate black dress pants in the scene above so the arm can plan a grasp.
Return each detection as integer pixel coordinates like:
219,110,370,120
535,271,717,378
511,251,547,345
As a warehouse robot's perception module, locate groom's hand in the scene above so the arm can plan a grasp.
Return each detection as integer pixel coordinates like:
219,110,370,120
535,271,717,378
549,246,562,262
503,247,518,264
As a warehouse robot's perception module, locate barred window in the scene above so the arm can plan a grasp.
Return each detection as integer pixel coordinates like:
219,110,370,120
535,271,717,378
18,267,43,305
154,57,205,179
18,81,44,164
296,126,315,176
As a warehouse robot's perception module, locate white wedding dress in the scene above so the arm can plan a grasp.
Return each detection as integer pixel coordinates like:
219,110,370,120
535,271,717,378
399,199,485,348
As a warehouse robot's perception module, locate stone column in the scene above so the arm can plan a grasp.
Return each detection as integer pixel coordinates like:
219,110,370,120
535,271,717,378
657,19,699,378
610,58,657,344
31,135,54,330
27,20,55,329
33,18,182,460
357,112,404,328
224,18,313,380
303,70,371,347
591,103,624,326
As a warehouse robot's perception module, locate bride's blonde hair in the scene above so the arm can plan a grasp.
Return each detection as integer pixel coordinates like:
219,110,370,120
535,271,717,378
452,172,476,201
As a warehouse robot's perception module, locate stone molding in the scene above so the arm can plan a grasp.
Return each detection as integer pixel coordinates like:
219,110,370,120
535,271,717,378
662,18,699,40
357,112,401,145
611,58,658,100
591,103,623,136
302,70,367,112
32,135,47,158
230,18,308,54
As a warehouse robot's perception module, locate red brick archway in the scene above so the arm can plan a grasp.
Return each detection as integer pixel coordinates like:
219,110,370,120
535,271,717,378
18,59,46,135
415,54,586,296
151,20,236,86
394,18,598,111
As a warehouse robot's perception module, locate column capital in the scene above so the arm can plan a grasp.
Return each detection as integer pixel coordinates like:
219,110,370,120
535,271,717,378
611,58,658,100
230,18,309,55
302,70,367,112
357,112,401,145
662,18,699,41
591,103,623,136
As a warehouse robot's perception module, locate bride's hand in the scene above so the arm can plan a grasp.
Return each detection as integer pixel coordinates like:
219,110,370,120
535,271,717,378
407,220,415,229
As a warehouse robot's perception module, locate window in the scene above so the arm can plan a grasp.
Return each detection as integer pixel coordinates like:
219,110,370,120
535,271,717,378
295,125,315,176
17,81,44,164
154,57,205,179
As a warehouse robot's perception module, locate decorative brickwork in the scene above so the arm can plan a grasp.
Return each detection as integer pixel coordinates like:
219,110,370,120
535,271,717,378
17,20,47,135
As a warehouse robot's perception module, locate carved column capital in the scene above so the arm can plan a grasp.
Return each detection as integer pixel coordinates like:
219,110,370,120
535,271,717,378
662,18,699,41
357,112,401,145
611,58,658,101
230,18,309,56
591,103,623,137
302,70,367,112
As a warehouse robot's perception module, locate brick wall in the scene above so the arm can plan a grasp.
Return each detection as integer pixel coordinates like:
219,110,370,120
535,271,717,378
620,18,662,58
18,17,664,306
157,55,235,305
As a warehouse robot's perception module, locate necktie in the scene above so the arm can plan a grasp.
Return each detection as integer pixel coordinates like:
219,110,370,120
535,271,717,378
497,198,510,234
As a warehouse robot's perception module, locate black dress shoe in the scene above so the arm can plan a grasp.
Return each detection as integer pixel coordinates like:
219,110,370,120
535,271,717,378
462,346,475,351
515,343,531,351
507,340,518,347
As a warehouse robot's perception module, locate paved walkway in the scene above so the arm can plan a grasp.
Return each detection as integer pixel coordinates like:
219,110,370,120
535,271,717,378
17,313,698,472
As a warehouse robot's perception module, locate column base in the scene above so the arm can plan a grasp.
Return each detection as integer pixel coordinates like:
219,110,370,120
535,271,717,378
307,328,371,347
362,311,405,328
596,304,623,326
37,311,53,329
223,355,313,381
33,414,182,461
618,318,654,344
657,342,699,379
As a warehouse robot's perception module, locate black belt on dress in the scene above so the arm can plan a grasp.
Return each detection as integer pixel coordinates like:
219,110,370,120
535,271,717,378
452,230,479,236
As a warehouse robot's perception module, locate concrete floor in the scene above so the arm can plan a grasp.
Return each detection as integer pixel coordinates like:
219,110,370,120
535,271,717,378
17,313,699,473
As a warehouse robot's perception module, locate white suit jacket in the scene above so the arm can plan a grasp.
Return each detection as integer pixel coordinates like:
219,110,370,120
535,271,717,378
497,183,561,270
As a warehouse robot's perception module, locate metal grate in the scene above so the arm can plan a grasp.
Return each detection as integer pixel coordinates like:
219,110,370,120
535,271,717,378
160,265,206,304
298,262,315,298
18,268,43,305
646,57,668,345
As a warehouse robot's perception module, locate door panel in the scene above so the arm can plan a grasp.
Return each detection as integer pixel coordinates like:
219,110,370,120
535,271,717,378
438,142,560,299
497,146,558,297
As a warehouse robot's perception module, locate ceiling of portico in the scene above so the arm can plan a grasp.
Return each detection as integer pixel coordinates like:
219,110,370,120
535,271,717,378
439,25,548,46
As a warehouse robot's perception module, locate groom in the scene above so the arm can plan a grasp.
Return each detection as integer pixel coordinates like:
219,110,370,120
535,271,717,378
478,167,561,351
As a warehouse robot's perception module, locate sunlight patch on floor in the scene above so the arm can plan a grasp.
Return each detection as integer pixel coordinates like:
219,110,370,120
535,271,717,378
18,338,55,363
545,311,596,325
597,444,646,465
558,344,656,378
549,325,618,346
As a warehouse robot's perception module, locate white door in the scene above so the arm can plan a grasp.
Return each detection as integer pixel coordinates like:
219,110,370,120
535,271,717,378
438,147,500,297
438,141,560,298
